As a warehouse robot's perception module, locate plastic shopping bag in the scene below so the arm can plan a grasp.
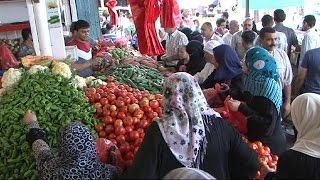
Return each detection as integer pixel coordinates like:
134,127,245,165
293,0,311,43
214,97,247,134
0,45,20,70
95,138,125,170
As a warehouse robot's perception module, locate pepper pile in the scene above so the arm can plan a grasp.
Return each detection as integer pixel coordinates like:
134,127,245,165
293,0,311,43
96,64,164,94
85,76,163,167
0,71,97,179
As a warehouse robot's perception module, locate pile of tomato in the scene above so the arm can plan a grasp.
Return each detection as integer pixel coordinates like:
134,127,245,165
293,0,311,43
84,76,163,166
242,137,279,179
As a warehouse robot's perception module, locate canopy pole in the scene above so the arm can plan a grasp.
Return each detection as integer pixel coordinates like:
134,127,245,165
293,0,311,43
245,0,250,17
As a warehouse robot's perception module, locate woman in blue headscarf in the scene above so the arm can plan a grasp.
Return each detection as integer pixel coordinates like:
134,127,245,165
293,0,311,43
201,44,243,90
228,47,286,156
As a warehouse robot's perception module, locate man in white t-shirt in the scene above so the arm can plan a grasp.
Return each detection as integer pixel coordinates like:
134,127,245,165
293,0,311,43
201,22,224,45
254,14,288,52
222,20,239,45
260,27,293,117
161,27,189,68
300,15,320,64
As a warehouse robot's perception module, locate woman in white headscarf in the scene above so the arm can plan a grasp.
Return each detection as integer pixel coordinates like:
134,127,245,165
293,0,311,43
263,93,320,179
121,72,259,179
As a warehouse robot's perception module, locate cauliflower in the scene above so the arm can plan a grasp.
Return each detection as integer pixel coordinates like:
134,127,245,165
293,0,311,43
87,79,107,87
85,76,96,83
52,62,72,78
28,65,49,74
71,75,87,89
2,68,24,90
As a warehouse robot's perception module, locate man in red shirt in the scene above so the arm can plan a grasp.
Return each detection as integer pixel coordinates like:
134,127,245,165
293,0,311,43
67,20,101,77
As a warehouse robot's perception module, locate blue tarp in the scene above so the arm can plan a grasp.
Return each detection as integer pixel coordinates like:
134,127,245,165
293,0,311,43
242,0,305,9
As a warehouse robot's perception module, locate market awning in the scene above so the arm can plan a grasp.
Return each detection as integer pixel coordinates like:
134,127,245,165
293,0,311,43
242,0,305,9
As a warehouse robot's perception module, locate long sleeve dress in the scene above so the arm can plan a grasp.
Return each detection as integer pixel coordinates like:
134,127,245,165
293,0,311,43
237,92,287,156
121,116,259,179
266,150,320,179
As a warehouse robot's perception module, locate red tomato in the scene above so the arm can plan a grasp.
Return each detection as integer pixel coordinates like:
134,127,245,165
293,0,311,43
132,117,140,125
109,133,116,139
125,152,135,161
134,109,144,119
119,90,128,97
115,100,125,108
115,127,126,135
139,132,145,139
255,141,263,148
134,147,139,154
155,107,163,116
117,112,126,120
126,86,133,92
107,82,116,88
103,116,113,125
129,131,140,141
249,143,258,150
100,98,109,105
118,85,125,90
94,93,102,101
134,138,143,147
272,155,279,162
114,119,123,128
102,109,111,117
95,124,104,132
119,106,128,113
135,94,143,101
98,131,107,138
123,96,131,105
149,100,160,109
264,146,271,155
123,116,133,126
131,98,139,104
143,106,153,113
125,126,133,133
87,87,97,94
107,94,116,102
136,128,144,134
96,88,104,94
116,135,126,143
138,120,148,129
110,111,118,118
147,112,158,120
120,142,130,153
96,108,103,116
105,125,115,134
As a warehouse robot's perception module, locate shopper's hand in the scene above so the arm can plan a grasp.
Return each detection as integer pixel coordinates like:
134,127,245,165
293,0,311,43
23,110,37,125
179,65,187,72
92,57,103,67
260,163,276,179
227,98,241,111
282,101,291,118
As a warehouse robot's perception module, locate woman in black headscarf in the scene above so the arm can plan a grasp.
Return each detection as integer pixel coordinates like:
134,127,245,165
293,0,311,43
22,110,119,179
178,40,206,75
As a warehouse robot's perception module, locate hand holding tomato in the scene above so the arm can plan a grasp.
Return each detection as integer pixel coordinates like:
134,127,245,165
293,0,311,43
260,163,276,179
227,98,241,112
23,110,37,125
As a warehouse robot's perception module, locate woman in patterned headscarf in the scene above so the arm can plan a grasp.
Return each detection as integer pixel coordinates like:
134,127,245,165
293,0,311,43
122,72,259,179
22,110,119,179
228,47,286,155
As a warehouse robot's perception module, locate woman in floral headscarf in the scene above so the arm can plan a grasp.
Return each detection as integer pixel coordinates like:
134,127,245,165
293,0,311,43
122,72,259,179
228,47,286,155
22,110,119,179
